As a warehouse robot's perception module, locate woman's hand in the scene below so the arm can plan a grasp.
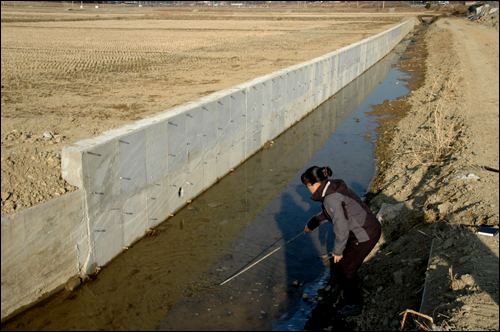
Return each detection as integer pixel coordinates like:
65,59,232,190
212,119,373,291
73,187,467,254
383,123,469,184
332,254,343,264
304,225,312,234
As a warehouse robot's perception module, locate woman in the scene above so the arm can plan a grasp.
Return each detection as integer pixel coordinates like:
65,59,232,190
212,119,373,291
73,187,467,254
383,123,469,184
301,166,381,318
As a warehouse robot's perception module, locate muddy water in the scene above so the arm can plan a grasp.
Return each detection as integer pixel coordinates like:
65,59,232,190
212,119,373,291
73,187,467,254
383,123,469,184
1,42,411,331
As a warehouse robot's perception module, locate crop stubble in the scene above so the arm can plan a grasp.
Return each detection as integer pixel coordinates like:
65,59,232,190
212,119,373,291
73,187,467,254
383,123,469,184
1,9,402,215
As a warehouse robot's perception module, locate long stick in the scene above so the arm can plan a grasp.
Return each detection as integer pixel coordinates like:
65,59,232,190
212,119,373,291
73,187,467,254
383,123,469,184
219,231,304,286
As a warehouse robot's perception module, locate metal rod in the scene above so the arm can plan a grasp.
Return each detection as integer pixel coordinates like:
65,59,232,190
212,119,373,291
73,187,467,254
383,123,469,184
219,231,304,286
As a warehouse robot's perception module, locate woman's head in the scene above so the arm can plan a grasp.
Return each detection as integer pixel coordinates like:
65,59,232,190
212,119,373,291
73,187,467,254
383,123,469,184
301,166,332,193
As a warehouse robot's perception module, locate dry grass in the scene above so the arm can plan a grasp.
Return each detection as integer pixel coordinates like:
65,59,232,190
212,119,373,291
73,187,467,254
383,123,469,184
410,77,464,164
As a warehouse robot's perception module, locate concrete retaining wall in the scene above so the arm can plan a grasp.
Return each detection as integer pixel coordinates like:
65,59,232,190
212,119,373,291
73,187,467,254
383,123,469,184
1,20,413,321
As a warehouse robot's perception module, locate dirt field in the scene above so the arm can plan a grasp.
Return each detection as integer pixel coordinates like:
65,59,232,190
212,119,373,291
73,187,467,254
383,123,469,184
2,2,499,331
1,1,416,216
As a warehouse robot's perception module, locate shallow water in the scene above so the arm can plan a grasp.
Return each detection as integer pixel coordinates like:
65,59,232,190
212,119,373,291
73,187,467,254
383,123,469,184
2,42,411,331
155,47,411,330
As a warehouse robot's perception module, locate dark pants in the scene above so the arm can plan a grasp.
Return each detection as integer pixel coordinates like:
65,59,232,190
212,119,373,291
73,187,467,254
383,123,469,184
335,230,381,305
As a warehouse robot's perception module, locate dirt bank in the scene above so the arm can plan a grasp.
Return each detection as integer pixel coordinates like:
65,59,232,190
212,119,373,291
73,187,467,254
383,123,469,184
305,16,499,332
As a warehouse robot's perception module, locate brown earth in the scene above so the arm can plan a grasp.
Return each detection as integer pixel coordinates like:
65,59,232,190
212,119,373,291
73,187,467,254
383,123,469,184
1,1,418,216
305,14,499,332
1,2,498,331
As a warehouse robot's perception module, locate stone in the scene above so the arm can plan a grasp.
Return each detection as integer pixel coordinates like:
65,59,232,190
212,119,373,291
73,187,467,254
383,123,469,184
65,276,82,291
442,238,454,250
1,191,12,201
458,256,470,264
302,293,308,300
43,132,53,139
438,202,452,215
393,269,405,285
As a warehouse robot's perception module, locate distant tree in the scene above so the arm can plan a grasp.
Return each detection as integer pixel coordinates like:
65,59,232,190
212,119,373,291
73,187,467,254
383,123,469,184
425,2,431,9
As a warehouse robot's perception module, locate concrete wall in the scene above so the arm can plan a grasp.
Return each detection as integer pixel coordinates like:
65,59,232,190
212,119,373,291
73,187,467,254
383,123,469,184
1,20,414,321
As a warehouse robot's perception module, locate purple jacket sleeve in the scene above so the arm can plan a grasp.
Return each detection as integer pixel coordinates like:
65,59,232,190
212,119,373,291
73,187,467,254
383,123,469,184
323,195,350,256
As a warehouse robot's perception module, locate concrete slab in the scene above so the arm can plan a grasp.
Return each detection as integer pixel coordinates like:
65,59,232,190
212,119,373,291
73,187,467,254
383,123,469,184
216,139,231,179
146,176,171,228
262,80,271,119
203,148,217,189
186,106,204,163
61,148,83,189
230,89,246,136
167,113,187,172
1,190,84,320
119,129,147,200
217,94,232,145
122,190,148,247
145,121,168,186
230,131,246,170
92,208,123,267
82,140,121,218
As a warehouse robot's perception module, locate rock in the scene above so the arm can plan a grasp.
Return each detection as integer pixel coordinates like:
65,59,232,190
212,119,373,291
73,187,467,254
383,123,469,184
393,269,405,285
302,293,308,300
292,280,299,287
1,191,12,201
376,202,404,223
461,274,475,286
442,238,454,249
43,132,53,139
65,276,82,291
391,319,400,327
4,201,15,209
383,315,389,327
377,286,383,293
462,305,472,312
458,256,470,264
438,202,452,215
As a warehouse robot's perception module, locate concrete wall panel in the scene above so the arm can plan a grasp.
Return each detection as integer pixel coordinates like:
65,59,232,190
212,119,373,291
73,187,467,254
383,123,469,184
83,141,121,218
92,209,123,267
122,190,148,247
146,176,170,228
203,149,217,189
217,94,232,144
168,166,187,213
167,114,187,172
120,130,147,200
145,121,168,186
216,139,231,179
1,190,84,320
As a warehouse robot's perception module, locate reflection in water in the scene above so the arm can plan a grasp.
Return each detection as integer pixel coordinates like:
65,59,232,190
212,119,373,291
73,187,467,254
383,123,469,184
1,43,410,331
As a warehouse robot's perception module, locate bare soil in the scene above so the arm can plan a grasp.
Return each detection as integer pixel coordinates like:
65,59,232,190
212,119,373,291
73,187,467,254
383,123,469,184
1,2,412,216
1,2,498,332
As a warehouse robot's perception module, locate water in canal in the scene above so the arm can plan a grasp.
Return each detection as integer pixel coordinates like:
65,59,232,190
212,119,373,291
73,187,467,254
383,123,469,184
2,41,411,331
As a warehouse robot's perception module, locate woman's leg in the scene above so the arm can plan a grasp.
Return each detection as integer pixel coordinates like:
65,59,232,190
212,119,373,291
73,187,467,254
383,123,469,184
339,231,381,305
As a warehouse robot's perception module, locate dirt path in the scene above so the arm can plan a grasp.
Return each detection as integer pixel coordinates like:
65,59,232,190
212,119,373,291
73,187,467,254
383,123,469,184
305,15,499,332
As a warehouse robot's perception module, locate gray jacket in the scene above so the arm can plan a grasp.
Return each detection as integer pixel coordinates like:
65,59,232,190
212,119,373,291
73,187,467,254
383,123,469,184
306,179,381,256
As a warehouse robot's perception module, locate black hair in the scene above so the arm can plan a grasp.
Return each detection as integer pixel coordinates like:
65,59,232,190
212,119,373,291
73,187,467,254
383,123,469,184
301,166,333,185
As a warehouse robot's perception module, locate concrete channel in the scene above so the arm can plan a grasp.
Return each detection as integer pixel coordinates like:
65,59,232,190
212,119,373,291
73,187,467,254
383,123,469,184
1,20,414,323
